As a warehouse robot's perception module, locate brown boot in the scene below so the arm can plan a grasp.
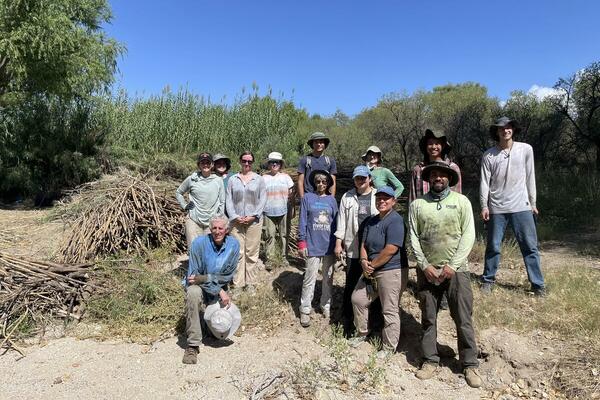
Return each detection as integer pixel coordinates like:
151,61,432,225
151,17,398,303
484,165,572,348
415,362,437,380
464,367,483,388
182,346,199,364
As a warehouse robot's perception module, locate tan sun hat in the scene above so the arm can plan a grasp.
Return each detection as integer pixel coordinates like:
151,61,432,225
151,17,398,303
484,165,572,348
361,145,383,161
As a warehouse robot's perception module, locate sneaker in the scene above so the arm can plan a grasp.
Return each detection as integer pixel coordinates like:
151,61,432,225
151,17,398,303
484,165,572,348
464,367,483,388
533,287,547,297
480,282,493,295
348,335,368,348
182,346,199,364
300,313,311,327
415,362,437,380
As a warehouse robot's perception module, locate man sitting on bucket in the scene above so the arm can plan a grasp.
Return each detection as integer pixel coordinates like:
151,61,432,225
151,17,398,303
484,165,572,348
183,215,241,364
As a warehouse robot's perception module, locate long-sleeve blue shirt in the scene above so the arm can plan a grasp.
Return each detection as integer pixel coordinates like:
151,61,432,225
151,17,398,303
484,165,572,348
186,234,240,303
298,193,338,256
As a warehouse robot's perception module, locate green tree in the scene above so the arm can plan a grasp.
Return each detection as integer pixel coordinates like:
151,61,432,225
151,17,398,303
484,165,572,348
0,0,123,105
551,61,600,170
427,83,500,173
0,0,123,201
356,91,428,171
503,91,570,169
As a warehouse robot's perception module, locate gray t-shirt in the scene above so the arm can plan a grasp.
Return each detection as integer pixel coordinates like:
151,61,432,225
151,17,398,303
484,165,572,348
357,192,372,227
480,141,536,214
361,210,406,271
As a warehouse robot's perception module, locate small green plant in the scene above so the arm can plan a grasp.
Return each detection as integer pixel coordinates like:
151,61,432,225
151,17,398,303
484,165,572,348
326,325,353,383
363,348,387,390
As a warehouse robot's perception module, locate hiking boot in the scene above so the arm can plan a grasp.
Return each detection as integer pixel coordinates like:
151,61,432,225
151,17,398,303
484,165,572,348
182,346,199,364
348,335,368,348
300,313,311,328
464,367,483,388
415,362,437,380
480,282,493,295
533,287,547,297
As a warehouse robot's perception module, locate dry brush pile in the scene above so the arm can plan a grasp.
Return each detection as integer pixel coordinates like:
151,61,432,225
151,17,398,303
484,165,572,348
1,173,188,353
0,252,94,354
58,173,186,263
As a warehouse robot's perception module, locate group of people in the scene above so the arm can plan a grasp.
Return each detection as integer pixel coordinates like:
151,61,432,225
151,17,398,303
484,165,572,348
178,117,545,390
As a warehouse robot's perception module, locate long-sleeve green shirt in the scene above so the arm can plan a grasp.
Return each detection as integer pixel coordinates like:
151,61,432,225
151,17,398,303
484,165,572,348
370,166,404,199
408,191,475,271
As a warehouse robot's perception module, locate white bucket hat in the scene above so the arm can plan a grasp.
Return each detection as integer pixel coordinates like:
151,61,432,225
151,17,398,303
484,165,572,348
203,302,242,340
267,151,284,162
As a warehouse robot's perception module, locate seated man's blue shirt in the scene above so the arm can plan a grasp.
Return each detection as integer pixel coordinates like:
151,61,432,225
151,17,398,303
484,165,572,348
185,234,240,302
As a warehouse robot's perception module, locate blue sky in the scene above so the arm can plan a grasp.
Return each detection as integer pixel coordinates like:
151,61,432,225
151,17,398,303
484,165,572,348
105,0,600,116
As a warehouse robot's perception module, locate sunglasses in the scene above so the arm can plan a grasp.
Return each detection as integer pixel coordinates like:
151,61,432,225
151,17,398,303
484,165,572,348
241,160,254,164
268,161,281,165
315,179,328,184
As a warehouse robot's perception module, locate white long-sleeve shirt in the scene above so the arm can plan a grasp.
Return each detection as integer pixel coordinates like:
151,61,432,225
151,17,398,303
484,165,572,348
480,141,536,214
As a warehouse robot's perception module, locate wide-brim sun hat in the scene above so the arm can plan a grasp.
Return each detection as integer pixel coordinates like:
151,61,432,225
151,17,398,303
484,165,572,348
203,302,242,340
489,116,521,141
308,169,334,189
419,129,452,158
212,153,231,169
361,145,383,161
306,131,330,148
421,161,459,187
267,151,285,166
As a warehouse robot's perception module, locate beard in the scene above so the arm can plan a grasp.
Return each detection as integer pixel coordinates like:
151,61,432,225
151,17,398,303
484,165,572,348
431,181,448,192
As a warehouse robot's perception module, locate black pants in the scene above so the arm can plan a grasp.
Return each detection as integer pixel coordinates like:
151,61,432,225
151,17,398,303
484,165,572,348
417,269,478,368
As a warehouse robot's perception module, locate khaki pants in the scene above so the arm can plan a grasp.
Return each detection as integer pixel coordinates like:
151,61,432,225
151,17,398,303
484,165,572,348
185,217,210,250
300,255,335,315
263,214,287,259
231,220,263,287
352,268,408,350
185,285,206,346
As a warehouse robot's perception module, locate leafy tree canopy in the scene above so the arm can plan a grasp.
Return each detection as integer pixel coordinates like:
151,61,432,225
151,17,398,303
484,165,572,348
0,0,124,106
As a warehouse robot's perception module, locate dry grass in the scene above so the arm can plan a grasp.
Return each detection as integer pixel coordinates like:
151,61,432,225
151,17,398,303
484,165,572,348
473,263,600,399
473,264,599,338
84,251,183,343
469,235,522,265
235,283,291,334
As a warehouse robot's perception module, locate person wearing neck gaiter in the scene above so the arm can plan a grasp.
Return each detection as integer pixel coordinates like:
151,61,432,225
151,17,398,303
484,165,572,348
409,161,481,388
